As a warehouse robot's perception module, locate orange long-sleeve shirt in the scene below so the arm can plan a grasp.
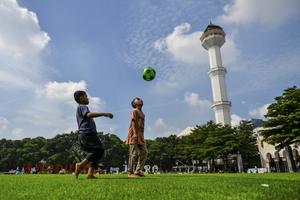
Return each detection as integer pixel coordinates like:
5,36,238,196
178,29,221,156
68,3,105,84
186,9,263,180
125,108,145,145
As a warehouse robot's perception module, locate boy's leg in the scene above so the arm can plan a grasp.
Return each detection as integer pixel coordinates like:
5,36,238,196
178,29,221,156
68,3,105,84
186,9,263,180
134,144,148,176
87,167,97,179
86,148,104,179
76,133,92,178
128,144,138,177
75,159,90,179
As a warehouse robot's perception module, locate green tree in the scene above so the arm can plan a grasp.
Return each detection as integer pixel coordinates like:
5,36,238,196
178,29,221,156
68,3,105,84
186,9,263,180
147,135,179,171
201,122,238,172
44,134,73,165
99,133,128,170
260,86,300,172
176,121,240,172
235,120,261,170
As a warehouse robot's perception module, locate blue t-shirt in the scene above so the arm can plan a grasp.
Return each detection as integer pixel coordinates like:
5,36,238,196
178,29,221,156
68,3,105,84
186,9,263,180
76,104,97,134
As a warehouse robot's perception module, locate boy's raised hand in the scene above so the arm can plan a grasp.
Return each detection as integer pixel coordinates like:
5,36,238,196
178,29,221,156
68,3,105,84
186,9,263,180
106,113,113,119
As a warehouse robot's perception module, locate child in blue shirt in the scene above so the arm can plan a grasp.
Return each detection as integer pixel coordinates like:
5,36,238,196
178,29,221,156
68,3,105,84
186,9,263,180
74,90,113,179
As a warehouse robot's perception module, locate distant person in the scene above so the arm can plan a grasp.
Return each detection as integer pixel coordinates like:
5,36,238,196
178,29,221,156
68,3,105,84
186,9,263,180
73,90,113,179
15,166,21,175
47,165,53,174
31,167,36,174
125,97,148,177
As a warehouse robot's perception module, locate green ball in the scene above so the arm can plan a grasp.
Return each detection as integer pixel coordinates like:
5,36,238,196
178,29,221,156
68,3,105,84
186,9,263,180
142,67,156,81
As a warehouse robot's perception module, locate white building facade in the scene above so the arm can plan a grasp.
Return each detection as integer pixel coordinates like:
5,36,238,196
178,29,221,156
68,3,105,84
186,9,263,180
255,127,300,172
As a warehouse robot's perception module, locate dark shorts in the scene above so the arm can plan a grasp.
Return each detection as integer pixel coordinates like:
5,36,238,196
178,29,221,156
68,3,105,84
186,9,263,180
79,132,104,168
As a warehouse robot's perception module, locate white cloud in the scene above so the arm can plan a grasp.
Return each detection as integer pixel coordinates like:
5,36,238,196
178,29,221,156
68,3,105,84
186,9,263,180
249,104,270,119
151,23,239,95
39,80,87,100
11,128,24,140
0,0,50,89
14,80,104,138
231,114,245,126
126,4,240,94
184,91,211,110
0,0,49,56
12,128,23,134
154,23,239,66
146,118,182,139
154,23,206,65
0,117,9,135
0,2,109,139
154,118,167,129
219,0,300,28
146,118,168,138
36,80,103,110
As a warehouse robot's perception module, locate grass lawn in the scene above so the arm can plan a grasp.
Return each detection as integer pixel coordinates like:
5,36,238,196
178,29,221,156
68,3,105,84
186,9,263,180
0,173,299,200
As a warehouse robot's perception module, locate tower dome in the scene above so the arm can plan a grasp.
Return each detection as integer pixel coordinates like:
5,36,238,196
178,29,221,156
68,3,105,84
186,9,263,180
200,23,226,50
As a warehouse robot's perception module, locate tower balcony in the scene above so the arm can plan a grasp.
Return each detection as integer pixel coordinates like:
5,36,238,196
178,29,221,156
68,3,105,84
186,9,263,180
211,101,231,109
208,67,227,77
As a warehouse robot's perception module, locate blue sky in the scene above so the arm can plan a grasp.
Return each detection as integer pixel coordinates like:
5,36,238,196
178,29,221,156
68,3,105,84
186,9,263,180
0,0,299,140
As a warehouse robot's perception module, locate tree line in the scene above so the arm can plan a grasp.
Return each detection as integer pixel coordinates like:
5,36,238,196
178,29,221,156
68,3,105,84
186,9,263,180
0,120,260,173
0,86,298,173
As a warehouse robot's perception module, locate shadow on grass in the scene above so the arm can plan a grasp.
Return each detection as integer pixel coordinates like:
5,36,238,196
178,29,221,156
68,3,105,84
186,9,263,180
74,175,161,180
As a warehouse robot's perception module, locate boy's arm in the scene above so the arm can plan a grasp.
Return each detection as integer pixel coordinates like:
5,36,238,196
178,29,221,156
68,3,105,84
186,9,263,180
86,112,113,119
131,110,139,135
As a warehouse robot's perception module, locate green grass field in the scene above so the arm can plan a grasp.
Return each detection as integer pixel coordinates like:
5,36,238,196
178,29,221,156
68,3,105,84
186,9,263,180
0,173,299,200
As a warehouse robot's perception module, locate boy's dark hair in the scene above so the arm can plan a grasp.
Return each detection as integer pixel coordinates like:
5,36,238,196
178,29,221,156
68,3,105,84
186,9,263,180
131,97,143,108
74,90,87,103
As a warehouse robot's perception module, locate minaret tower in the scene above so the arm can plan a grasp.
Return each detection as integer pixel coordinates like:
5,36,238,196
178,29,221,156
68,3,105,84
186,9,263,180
200,23,231,125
